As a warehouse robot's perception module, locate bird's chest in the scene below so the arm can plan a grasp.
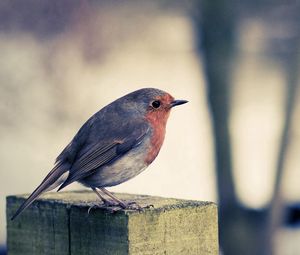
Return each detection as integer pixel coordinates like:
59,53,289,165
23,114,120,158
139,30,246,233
145,124,166,164
144,111,168,164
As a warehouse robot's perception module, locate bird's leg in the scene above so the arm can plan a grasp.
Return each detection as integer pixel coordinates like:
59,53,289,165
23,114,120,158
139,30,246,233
91,187,117,207
99,188,153,210
99,188,128,209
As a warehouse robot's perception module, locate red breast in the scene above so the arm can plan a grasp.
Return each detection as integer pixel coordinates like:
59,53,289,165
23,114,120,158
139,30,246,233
144,93,174,164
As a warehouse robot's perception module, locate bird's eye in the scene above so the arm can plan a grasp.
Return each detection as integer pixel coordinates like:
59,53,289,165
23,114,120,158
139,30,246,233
151,100,161,109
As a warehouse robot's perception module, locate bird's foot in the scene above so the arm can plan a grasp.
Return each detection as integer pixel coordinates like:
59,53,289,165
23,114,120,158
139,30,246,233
87,201,154,214
103,200,119,207
87,200,119,214
120,201,154,211
88,204,99,214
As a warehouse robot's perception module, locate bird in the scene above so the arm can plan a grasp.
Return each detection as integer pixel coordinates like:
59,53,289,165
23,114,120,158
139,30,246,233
11,88,188,220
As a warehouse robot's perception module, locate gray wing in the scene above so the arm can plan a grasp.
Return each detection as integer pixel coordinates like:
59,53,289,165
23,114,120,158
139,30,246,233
58,122,149,190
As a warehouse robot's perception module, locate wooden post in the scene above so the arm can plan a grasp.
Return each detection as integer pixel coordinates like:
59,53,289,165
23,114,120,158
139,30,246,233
7,191,218,255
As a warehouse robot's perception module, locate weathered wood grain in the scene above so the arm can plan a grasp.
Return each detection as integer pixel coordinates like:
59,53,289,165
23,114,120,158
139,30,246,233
7,191,218,255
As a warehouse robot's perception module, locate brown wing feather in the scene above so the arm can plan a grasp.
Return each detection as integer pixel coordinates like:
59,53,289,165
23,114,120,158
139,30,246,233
72,142,120,170
57,141,121,190
58,124,149,191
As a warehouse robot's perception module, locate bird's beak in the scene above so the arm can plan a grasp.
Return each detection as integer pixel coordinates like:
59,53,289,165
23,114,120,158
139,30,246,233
171,99,188,108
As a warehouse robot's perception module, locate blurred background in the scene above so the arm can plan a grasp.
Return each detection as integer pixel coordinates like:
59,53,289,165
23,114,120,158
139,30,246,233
0,0,299,254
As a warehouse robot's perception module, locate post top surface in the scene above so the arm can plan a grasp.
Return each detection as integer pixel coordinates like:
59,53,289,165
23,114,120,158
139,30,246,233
8,190,216,214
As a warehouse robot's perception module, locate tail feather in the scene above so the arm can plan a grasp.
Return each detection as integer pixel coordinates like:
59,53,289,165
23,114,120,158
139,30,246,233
11,163,69,220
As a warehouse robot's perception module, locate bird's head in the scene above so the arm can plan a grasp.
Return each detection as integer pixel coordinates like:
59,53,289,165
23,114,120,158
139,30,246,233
120,88,188,125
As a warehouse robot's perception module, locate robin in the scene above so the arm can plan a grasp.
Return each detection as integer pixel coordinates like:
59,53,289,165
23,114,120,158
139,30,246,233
11,88,188,220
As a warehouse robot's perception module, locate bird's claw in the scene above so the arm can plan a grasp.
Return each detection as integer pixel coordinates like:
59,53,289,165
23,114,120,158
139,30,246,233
144,204,154,209
87,201,154,215
104,200,119,207
122,201,154,211
88,204,99,214
87,200,119,214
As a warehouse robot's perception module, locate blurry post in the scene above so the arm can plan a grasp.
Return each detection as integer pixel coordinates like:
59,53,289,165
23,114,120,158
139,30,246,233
193,1,270,254
193,1,300,255
266,15,300,254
